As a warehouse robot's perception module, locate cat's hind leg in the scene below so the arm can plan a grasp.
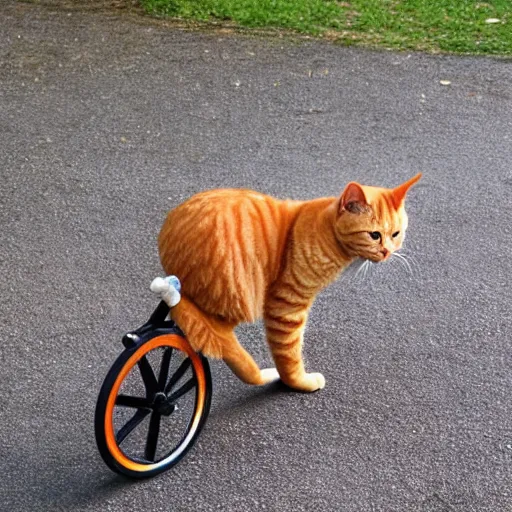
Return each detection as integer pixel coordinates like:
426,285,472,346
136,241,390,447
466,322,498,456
264,302,325,392
222,336,280,386
169,295,278,386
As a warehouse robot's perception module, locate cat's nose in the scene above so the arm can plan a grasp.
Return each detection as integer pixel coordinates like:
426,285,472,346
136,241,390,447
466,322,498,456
381,248,390,260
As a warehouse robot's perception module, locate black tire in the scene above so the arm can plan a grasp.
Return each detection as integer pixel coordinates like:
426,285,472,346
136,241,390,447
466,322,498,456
95,329,212,479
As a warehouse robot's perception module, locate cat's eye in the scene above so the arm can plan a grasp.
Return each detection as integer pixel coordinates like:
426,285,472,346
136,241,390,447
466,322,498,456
369,231,381,241
392,231,400,238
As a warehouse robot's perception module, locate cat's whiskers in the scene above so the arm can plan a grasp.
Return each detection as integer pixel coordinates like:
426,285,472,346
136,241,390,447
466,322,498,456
392,251,413,276
399,248,422,276
352,259,368,283
390,253,408,275
363,259,373,281
398,243,421,270
401,251,421,274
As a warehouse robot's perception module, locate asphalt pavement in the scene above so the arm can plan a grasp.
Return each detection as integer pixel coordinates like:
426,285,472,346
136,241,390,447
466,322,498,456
1,1,511,511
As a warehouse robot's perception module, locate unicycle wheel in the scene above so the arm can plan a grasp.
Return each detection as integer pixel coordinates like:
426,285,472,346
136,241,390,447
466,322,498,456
95,328,212,479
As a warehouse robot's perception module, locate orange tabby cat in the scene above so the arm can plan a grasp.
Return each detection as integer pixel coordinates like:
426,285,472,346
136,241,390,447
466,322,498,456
158,174,421,392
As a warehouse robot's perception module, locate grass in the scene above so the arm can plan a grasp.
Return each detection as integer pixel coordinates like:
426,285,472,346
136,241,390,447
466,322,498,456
140,0,512,55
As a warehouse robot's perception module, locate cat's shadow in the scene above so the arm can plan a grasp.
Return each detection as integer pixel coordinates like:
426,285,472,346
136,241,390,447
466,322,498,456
26,458,133,511
209,378,306,420
30,382,299,509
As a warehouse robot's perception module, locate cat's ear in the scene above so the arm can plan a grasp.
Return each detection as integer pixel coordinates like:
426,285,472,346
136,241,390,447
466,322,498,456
391,173,422,208
339,182,368,215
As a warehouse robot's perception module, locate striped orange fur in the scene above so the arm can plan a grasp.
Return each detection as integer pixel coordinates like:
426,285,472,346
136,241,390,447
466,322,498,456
158,174,421,392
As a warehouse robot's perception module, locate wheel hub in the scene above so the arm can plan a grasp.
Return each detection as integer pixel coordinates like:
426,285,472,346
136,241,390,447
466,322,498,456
152,392,176,416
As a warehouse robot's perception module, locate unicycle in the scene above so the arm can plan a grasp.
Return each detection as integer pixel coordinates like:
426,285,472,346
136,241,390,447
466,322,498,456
95,278,212,479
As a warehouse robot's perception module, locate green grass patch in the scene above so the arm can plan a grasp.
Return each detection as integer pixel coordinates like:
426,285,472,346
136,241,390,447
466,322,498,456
141,0,512,55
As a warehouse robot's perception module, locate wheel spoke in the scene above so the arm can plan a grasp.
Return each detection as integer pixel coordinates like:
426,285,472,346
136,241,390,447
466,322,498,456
116,409,150,445
145,411,161,461
115,395,152,409
137,356,158,394
158,348,173,389
167,376,196,403
164,358,192,394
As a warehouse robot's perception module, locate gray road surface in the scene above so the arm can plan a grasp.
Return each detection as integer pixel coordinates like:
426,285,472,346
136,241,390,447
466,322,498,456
1,2,511,511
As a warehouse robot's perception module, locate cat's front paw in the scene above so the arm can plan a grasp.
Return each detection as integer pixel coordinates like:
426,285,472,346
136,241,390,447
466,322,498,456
285,372,325,392
260,367,280,384
306,372,326,392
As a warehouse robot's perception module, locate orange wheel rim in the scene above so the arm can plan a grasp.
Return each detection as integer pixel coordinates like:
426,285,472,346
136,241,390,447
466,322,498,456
104,334,206,473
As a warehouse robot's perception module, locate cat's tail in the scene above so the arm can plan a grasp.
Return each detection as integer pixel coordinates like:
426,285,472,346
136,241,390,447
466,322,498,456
150,276,231,359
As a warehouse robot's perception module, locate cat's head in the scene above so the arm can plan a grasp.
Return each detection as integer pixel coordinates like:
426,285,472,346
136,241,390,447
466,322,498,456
335,173,422,262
